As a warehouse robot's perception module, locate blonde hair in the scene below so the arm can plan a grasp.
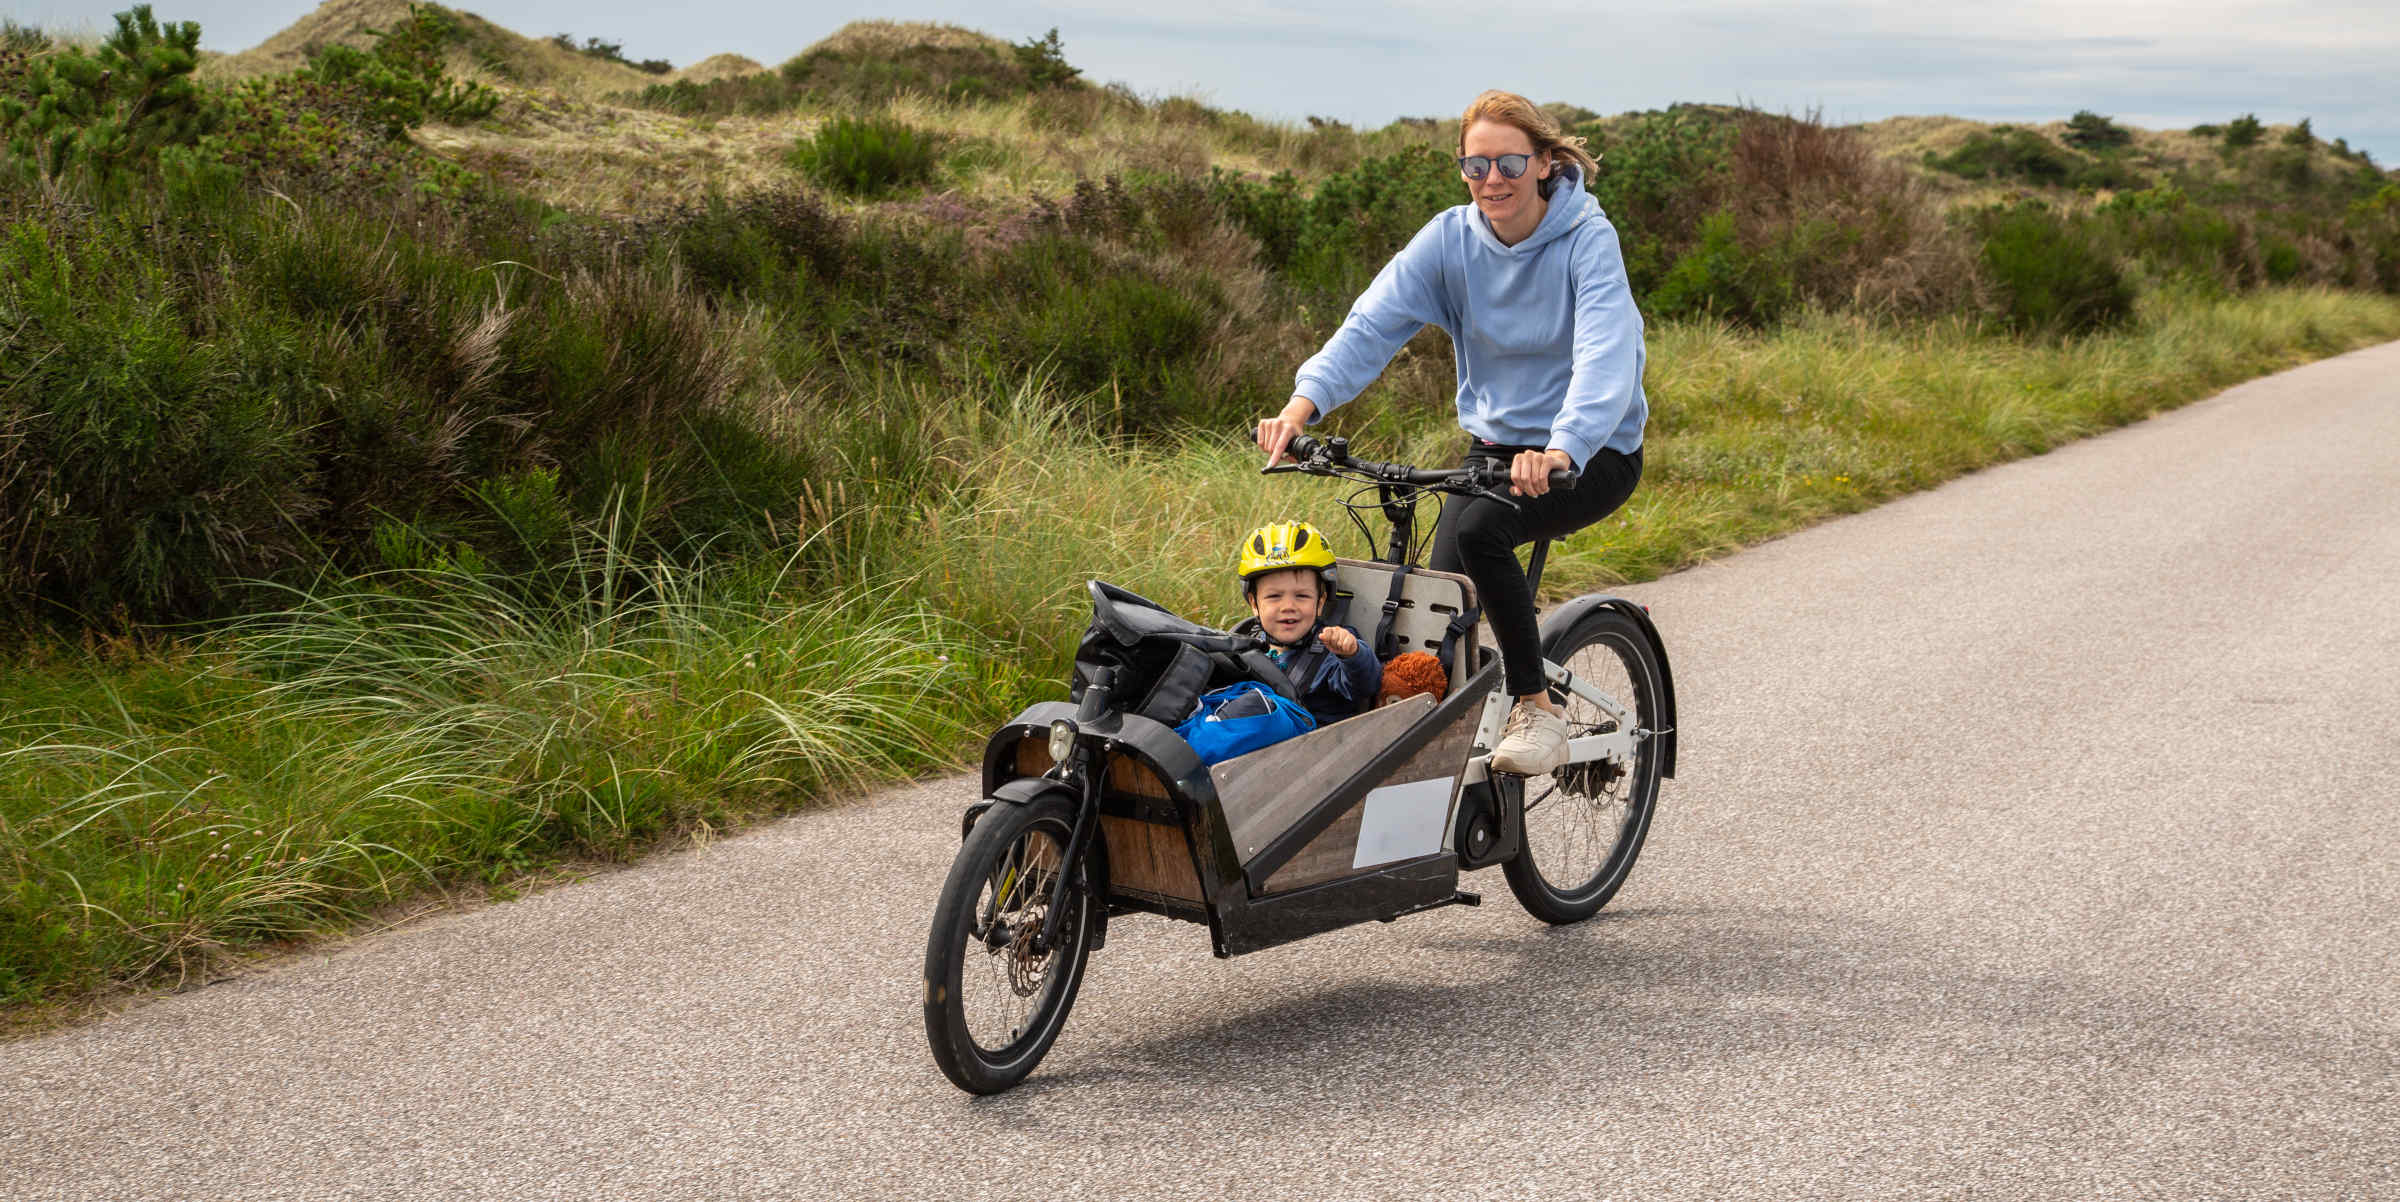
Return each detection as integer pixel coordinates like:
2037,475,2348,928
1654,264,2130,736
1459,89,1599,183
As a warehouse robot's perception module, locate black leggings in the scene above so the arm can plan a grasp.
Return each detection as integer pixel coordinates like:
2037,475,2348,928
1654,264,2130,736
1428,440,1643,698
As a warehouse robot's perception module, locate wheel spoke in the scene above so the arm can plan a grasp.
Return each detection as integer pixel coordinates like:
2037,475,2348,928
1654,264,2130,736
1504,615,1661,924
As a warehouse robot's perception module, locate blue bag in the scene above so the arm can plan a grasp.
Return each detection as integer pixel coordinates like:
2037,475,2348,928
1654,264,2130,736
1174,681,1317,765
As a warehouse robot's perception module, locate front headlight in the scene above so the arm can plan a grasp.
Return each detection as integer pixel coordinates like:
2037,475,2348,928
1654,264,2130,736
1047,719,1078,763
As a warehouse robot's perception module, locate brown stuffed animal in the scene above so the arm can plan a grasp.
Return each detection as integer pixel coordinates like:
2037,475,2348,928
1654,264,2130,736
1377,650,1450,706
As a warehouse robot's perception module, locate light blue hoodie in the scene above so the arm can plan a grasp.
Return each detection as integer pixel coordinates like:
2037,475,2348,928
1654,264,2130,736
1291,163,1646,468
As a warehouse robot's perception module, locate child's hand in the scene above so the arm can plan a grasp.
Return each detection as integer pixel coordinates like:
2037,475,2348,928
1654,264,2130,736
1318,626,1359,657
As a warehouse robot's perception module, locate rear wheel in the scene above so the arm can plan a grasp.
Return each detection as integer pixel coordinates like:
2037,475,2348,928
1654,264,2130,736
1502,607,1664,924
923,792,1097,1094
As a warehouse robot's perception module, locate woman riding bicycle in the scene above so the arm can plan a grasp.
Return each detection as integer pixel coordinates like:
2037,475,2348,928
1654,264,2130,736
1255,89,1649,776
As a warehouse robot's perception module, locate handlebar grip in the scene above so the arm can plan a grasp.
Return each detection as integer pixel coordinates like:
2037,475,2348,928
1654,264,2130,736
1549,468,1578,491
1284,433,1322,461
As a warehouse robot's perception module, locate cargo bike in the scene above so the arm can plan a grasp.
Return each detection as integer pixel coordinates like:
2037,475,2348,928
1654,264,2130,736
922,435,1678,1094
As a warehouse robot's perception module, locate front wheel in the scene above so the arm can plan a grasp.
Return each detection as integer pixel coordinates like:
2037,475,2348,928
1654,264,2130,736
1502,606,1665,924
923,791,1097,1094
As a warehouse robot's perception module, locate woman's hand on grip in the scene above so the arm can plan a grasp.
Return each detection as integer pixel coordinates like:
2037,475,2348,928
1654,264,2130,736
1257,396,1318,467
1512,448,1575,497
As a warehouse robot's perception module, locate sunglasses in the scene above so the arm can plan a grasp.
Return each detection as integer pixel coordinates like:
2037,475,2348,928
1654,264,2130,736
1456,153,1538,180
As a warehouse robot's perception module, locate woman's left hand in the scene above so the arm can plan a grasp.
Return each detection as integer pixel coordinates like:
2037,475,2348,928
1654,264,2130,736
1511,448,1576,498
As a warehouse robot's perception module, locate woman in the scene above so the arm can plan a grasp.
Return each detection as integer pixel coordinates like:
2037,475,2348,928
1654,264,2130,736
1255,89,1647,775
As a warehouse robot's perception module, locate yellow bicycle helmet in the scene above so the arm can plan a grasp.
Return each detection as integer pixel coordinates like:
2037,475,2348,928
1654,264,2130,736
1236,520,1338,595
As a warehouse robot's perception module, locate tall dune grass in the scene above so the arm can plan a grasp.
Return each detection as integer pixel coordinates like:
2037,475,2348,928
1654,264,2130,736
0,541,1010,1006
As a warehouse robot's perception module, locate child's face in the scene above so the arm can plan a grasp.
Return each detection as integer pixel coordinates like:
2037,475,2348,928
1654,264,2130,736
1247,569,1324,645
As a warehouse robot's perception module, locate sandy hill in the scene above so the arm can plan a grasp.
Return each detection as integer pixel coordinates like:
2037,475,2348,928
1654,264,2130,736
673,53,764,85
200,0,665,95
801,20,1010,59
1848,112,2359,183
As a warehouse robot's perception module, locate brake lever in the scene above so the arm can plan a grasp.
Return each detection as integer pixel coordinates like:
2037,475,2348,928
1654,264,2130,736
1476,485,1526,512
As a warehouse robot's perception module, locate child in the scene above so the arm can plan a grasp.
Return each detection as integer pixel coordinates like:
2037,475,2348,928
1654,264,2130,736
1230,521,1382,726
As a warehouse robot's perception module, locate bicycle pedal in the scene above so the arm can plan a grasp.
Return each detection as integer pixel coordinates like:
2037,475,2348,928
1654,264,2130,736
1453,891,1481,907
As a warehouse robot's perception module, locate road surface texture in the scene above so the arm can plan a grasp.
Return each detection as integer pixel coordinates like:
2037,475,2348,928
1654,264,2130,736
8,343,2399,1200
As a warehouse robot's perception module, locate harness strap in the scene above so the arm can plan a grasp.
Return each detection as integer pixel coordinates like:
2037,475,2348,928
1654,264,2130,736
1437,605,1482,674
1372,564,1415,660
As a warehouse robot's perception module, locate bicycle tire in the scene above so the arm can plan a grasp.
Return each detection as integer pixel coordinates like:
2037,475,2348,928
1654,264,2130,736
1501,606,1664,924
923,792,1097,1094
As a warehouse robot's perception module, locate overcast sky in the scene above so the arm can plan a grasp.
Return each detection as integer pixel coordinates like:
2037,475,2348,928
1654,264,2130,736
13,0,2396,164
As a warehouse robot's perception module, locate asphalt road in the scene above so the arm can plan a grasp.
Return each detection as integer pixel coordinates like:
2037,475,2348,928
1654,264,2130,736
8,343,2399,1201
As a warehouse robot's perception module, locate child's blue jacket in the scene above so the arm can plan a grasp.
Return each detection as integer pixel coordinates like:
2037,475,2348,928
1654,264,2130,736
1233,618,1382,726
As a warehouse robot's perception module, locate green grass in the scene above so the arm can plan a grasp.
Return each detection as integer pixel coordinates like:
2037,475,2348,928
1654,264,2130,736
0,539,1018,1008
4,284,2396,1019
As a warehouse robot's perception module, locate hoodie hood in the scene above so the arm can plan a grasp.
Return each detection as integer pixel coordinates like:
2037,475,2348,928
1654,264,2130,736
1470,162,1595,255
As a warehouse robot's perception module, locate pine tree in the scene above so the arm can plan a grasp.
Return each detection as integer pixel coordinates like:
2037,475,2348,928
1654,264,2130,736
0,5,212,183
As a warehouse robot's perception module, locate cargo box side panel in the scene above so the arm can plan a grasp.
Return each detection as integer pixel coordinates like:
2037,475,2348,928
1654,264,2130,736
1208,696,1432,869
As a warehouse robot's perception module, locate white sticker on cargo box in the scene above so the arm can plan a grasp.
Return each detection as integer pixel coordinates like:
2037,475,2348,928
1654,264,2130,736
1352,777,1456,869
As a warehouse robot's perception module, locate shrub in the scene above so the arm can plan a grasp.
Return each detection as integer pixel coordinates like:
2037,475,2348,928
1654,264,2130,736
791,116,941,197
1013,28,1080,88
1584,106,1740,291
2261,239,2304,283
2261,146,2315,192
2282,118,2313,148
294,4,499,138
1928,127,2078,185
1724,110,1974,317
971,236,1223,428
2222,114,2264,150
1974,203,2135,335
551,32,672,74
1208,142,1461,300
0,215,319,619
2064,110,2132,149
631,73,791,118
0,4,212,184
1648,210,1797,325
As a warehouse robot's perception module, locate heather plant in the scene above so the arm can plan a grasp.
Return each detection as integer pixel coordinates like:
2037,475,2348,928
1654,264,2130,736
2064,110,2132,150
1928,126,2077,184
791,116,942,197
1647,211,1800,325
1974,202,2136,335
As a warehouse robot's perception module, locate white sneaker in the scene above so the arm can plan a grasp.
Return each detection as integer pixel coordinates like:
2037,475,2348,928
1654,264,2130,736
1491,702,1569,775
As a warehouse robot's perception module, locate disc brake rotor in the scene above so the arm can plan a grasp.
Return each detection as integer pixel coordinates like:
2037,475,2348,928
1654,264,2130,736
1007,919,1051,996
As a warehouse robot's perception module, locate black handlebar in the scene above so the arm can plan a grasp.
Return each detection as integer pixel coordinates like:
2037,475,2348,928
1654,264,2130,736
1275,432,1577,494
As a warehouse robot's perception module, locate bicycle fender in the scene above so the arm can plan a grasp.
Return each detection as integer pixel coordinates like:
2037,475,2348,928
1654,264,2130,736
986,776,1066,808
1541,593,1677,779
